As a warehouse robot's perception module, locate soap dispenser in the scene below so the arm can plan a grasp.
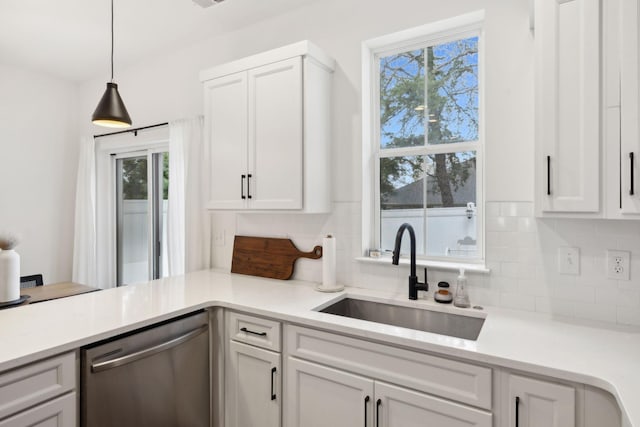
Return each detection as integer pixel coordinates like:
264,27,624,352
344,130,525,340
453,269,470,308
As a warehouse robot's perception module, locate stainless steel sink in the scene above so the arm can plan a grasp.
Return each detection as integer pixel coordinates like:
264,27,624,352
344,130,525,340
317,297,485,340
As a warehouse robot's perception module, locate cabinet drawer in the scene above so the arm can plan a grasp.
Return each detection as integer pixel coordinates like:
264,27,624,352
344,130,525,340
0,392,76,427
0,352,75,420
227,311,281,352
287,325,491,409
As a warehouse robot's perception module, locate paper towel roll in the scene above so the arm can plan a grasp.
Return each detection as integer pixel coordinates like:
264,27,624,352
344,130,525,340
0,249,20,303
322,234,336,289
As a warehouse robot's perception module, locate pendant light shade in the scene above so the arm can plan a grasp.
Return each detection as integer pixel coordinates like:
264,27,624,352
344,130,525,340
92,82,131,128
92,0,132,128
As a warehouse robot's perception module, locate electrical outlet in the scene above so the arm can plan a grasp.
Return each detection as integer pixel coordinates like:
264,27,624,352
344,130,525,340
557,247,580,275
607,250,630,280
213,230,225,247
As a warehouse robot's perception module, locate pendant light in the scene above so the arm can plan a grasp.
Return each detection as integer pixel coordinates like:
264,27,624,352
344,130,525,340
92,0,132,128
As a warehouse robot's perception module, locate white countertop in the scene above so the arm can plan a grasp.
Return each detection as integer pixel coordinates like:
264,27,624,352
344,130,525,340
1,269,638,426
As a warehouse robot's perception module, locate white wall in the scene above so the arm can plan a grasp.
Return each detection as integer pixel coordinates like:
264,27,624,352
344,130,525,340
0,64,79,283
73,0,640,326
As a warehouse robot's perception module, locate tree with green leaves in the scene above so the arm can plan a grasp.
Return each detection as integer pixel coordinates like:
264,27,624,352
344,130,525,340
379,37,478,208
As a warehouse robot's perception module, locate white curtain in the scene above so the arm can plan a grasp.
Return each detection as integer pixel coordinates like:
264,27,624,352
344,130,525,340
167,116,209,275
72,137,97,286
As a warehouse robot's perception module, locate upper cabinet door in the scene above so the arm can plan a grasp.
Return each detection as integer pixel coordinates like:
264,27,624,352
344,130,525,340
205,72,248,210
247,57,303,210
621,0,640,214
536,0,601,214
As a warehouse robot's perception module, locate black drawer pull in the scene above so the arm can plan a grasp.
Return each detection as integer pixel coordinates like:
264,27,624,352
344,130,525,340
270,367,277,400
547,155,551,195
631,152,635,196
376,399,382,426
247,173,253,199
240,327,266,337
241,175,246,200
515,396,520,427
364,396,370,427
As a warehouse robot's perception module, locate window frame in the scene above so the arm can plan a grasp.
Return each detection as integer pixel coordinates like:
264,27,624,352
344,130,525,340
362,11,486,266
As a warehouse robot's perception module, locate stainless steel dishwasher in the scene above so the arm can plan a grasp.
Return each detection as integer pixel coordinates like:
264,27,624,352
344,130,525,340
81,311,210,427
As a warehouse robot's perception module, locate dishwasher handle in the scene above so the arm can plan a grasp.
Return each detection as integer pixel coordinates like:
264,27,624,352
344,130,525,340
91,325,208,373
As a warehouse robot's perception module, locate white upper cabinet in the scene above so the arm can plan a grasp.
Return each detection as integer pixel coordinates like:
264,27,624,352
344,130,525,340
620,0,640,215
201,41,334,213
535,0,640,219
204,72,248,210
248,58,303,210
535,0,601,215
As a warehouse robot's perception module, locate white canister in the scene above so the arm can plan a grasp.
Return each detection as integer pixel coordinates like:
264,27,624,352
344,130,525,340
0,249,20,302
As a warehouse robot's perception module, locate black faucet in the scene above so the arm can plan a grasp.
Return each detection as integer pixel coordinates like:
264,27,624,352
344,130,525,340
392,223,428,300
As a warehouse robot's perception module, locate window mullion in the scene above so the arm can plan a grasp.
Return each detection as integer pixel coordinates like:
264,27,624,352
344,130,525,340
378,146,429,158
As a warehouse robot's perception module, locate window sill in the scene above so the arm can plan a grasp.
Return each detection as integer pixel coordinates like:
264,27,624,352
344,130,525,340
355,256,490,274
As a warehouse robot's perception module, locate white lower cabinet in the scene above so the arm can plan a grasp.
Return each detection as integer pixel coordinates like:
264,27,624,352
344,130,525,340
225,311,283,427
506,374,575,427
0,352,76,427
226,341,281,427
286,357,373,427
375,381,491,427
0,393,75,427
286,357,491,427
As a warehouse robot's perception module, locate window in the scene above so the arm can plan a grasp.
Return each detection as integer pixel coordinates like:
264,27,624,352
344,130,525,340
365,13,484,263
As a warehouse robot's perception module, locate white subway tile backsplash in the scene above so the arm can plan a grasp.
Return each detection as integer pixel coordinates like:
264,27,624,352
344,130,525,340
500,292,535,311
517,217,537,233
616,288,640,308
534,298,574,316
500,202,533,217
617,306,640,326
499,262,520,279
486,216,519,232
485,202,501,218
552,283,595,304
573,303,617,323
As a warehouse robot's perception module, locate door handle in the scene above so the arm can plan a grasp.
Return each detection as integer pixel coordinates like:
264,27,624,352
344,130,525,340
515,396,520,427
270,367,277,400
376,399,382,426
364,396,370,427
240,327,267,337
90,325,208,373
241,175,246,200
247,174,253,199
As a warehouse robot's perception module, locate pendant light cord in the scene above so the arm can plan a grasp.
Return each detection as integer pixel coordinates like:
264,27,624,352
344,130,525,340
110,0,114,82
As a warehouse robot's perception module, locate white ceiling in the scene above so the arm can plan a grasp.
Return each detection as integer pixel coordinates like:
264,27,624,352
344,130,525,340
0,0,317,82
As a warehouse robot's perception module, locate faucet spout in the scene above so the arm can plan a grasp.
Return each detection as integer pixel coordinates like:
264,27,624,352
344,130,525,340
392,223,428,300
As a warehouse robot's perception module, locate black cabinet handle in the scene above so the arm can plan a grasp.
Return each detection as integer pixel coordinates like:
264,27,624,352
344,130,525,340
631,153,635,196
376,399,382,426
247,174,253,199
364,396,370,427
546,155,551,195
240,327,266,337
270,367,277,400
241,175,246,200
515,396,520,427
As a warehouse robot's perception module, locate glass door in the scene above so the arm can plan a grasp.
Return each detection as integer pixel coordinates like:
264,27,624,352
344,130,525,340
115,151,169,286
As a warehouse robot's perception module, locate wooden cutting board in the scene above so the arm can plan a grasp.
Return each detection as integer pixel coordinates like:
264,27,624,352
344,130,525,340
231,236,323,280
